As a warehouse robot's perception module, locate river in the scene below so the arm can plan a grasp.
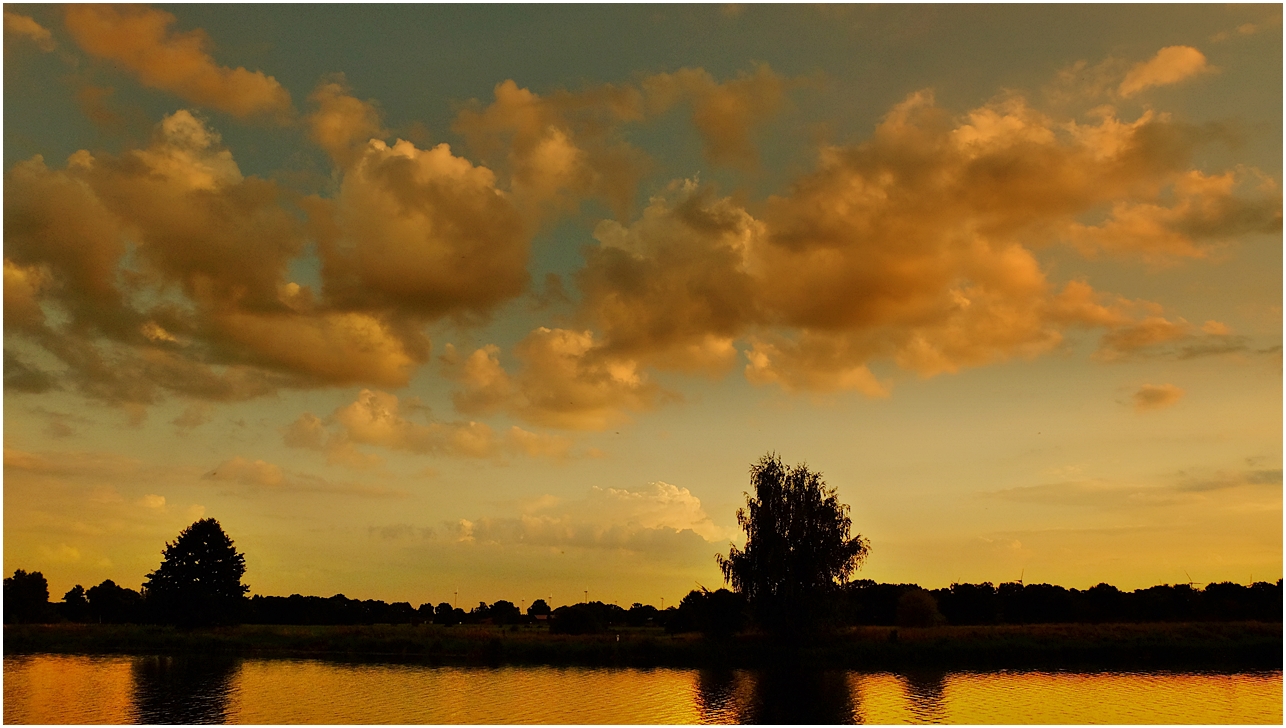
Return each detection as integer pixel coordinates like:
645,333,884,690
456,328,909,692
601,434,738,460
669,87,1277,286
4,654,1281,724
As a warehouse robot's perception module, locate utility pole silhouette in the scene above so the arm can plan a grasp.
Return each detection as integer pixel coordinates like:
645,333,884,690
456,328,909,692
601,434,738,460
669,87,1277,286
584,588,588,604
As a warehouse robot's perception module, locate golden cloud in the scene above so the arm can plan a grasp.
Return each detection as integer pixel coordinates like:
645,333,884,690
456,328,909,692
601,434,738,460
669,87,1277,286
1066,170,1281,262
284,389,576,462
641,64,789,168
310,138,529,319
203,456,408,498
1132,383,1185,412
452,65,794,217
64,5,293,121
3,110,540,409
307,76,386,167
3,112,356,404
453,78,649,217
577,180,760,372
4,12,55,51
447,328,664,431
445,481,726,556
1118,46,1211,98
551,86,1274,397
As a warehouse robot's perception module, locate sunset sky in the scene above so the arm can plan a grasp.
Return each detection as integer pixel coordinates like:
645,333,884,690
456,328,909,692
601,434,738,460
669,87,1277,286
4,4,1281,609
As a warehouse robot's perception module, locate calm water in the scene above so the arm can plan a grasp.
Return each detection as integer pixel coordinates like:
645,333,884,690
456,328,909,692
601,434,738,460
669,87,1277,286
4,654,1281,724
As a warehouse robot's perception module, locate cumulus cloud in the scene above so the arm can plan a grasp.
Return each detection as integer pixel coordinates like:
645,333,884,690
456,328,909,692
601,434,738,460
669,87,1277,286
744,334,890,396
452,65,794,216
203,456,408,498
453,78,649,216
438,82,1274,415
554,86,1276,396
446,480,726,557
641,64,790,168
4,12,55,51
1132,383,1184,411
63,5,292,121
6,50,1272,426
577,180,761,372
307,76,386,166
308,138,529,320
446,329,665,431
1118,46,1211,98
283,389,576,462
1066,170,1281,262
6,110,519,411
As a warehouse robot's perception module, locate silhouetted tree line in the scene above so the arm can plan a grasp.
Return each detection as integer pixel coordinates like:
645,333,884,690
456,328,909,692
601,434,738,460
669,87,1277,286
8,567,1282,631
5,498,1281,634
838,579,1284,627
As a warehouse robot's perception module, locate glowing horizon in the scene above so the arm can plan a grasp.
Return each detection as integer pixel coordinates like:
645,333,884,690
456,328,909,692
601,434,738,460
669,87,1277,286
3,4,1281,607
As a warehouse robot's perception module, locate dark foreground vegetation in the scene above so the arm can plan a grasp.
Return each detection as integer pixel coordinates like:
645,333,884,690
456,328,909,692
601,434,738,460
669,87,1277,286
8,567,1282,631
6,621,1280,671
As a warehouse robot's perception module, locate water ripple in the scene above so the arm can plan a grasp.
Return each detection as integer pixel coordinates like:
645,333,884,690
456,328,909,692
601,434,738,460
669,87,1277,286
4,655,1281,724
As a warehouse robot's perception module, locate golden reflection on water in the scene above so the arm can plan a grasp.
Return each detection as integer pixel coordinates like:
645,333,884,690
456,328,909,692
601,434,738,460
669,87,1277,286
3,655,133,724
230,661,700,724
878,670,1286,725
4,654,1282,724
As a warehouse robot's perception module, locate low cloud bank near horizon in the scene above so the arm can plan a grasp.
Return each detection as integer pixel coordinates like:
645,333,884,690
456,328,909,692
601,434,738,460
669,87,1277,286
443,480,729,558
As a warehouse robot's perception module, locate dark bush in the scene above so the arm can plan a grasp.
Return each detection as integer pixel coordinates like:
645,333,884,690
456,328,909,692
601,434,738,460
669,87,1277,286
550,604,604,634
896,589,945,627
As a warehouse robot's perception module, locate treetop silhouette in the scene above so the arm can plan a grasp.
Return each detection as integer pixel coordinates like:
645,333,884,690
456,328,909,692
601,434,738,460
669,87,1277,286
718,453,869,635
143,518,248,626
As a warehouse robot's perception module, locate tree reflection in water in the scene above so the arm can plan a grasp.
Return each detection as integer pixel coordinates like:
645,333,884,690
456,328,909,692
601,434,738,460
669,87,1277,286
131,655,238,724
695,669,747,723
901,669,948,724
696,667,857,724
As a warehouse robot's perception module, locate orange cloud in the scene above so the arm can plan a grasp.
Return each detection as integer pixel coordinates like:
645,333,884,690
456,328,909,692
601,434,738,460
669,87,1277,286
447,328,664,431
1066,170,1280,262
577,180,760,372
452,65,795,216
1118,46,1211,98
453,78,649,217
744,334,889,396
1132,383,1184,411
641,64,790,168
5,12,55,51
307,76,386,166
284,389,575,461
63,5,292,121
446,481,726,556
2,112,449,406
309,138,529,320
551,84,1273,397
203,456,407,498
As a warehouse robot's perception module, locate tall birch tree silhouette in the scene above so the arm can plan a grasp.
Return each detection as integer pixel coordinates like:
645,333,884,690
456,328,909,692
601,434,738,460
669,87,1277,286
718,453,869,636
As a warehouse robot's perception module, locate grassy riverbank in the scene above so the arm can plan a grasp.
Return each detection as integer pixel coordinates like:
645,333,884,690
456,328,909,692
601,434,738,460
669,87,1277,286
5,621,1280,670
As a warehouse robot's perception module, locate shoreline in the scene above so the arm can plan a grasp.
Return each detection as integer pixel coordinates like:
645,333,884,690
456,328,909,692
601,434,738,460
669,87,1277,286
5,621,1281,671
